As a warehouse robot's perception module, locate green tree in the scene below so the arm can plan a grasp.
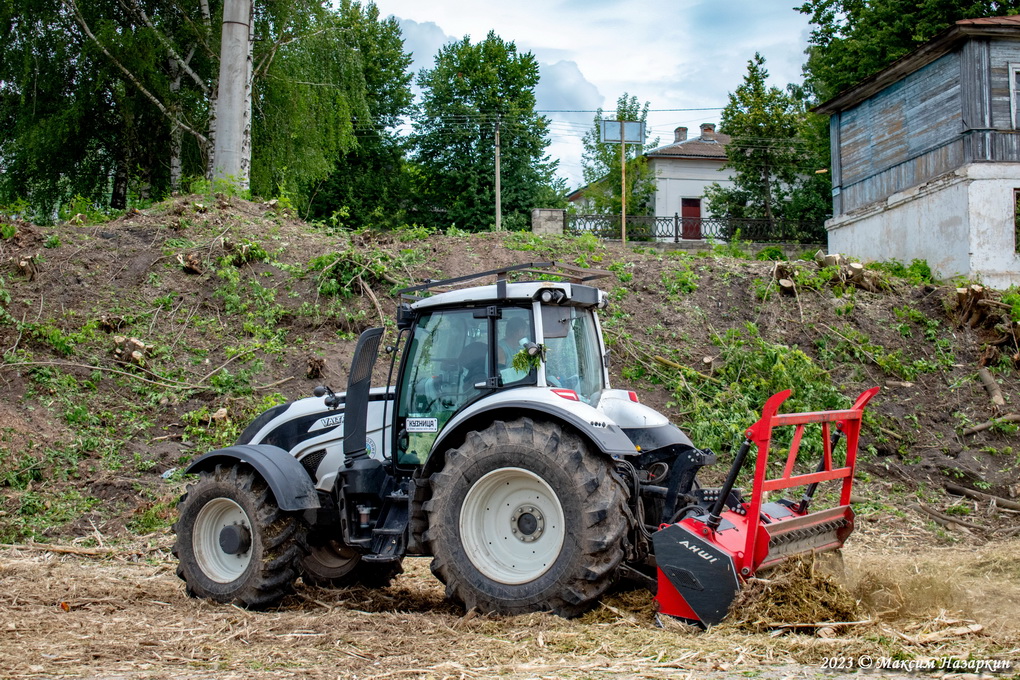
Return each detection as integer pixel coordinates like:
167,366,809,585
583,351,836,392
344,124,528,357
410,31,560,232
705,53,829,239
248,0,372,202
0,0,381,217
0,0,192,215
798,0,1020,100
577,93,656,216
303,1,414,229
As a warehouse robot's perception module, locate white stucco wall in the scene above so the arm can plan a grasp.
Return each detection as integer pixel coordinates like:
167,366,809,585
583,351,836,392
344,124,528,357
964,163,1020,287
650,158,734,216
827,163,1020,288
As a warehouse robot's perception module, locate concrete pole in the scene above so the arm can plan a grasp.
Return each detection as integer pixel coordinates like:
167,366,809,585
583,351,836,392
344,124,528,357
211,0,252,189
494,116,502,231
620,120,627,245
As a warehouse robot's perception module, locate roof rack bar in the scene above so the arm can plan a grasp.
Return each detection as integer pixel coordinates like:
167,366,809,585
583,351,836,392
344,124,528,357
397,261,610,297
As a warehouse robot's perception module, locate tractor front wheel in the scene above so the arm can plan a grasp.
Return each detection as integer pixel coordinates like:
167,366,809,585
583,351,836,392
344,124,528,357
172,465,305,608
425,418,631,617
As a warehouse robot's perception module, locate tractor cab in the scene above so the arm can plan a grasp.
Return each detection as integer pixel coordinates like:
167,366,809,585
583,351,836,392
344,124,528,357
390,264,612,467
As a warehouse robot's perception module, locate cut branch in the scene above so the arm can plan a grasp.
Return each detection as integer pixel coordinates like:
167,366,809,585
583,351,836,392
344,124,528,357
652,355,720,384
961,413,1020,436
945,483,1020,512
127,0,209,93
977,367,1006,407
909,503,988,532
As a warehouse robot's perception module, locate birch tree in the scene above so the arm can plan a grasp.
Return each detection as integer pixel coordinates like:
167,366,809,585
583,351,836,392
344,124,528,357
0,0,377,213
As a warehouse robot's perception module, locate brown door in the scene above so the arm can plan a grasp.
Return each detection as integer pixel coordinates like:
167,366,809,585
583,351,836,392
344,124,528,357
681,198,701,239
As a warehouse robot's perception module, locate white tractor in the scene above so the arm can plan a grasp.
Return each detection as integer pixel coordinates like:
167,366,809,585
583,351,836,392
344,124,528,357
173,262,875,624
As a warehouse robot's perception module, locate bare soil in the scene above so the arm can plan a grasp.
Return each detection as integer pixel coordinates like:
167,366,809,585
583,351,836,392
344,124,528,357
1,196,1019,678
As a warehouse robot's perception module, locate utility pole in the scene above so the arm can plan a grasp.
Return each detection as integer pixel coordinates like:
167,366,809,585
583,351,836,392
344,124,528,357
494,115,502,231
601,119,643,246
619,120,626,245
211,0,252,189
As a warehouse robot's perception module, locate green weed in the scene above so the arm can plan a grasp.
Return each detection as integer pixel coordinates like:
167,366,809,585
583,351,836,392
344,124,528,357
668,323,852,461
309,246,421,298
868,259,935,285
661,254,698,297
755,246,786,261
0,489,99,543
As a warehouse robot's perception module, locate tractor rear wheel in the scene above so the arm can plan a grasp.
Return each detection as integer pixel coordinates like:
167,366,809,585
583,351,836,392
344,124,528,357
425,418,631,617
300,536,403,588
172,465,305,608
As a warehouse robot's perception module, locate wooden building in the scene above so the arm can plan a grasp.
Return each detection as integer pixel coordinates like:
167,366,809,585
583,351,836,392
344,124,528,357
816,16,1020,288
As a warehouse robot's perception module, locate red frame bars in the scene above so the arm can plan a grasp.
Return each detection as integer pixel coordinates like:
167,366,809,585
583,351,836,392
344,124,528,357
741,387,880,570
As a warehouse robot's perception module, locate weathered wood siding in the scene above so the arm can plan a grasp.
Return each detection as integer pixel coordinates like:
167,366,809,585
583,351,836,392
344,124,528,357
837,51,963,213
961,39,991,131
988,42,1020,129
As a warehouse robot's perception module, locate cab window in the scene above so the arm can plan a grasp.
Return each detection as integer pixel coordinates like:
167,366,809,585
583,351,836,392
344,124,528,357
396,309,488,464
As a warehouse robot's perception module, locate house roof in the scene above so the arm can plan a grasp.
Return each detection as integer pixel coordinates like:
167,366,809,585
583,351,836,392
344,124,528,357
566,183,589,202
567,126,729,198
645,130,730,160
815,15,1020,114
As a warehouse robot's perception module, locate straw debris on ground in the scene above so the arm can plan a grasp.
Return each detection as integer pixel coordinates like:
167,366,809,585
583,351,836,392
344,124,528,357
724,556,862,633
2,526,1019,679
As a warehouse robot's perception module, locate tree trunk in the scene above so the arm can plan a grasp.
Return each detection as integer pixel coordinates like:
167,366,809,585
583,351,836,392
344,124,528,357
239,14,254,192
111,161,128,210
210,0,252,187
169,57,183,193
762,157,775,230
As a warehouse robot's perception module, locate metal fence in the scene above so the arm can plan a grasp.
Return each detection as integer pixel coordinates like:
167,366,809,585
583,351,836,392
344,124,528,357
565,214,824,244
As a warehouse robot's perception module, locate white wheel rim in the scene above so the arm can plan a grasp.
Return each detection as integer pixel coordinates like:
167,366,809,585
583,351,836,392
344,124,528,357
194,497,252,583
460,467,565,585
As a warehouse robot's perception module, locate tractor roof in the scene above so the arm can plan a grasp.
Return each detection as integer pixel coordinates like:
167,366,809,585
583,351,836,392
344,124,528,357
398,262,611,311
409,280,607,311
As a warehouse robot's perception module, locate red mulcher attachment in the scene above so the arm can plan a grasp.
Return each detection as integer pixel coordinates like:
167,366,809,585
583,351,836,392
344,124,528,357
653,387,880,626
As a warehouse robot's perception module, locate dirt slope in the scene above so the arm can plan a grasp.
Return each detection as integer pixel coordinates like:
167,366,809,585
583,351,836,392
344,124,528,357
1,195,1019,678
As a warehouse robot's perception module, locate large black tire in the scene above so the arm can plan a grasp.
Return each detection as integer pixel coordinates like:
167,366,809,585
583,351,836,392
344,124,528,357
172,465,305,609
300,535,403,588
424,418,632,617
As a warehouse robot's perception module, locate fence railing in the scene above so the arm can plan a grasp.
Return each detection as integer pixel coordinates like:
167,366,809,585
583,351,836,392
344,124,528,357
565,214,823,244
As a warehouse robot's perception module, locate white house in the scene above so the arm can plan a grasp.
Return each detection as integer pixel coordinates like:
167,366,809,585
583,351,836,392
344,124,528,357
645,123,735,232
566,124,735,238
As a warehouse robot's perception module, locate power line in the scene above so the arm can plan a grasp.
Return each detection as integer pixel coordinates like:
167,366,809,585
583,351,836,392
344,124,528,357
534,107,724,113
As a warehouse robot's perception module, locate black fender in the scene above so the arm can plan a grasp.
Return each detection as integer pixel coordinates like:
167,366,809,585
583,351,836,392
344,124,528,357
185,444,320,511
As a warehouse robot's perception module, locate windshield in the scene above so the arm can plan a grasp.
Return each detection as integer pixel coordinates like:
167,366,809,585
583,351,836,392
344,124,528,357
395,309,489,464
541,306,605,405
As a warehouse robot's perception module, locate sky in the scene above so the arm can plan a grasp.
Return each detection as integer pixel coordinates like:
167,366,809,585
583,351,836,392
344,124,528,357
367,0,815,189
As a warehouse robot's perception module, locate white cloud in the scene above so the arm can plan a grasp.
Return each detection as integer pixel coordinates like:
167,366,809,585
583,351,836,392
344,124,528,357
371,0,813,187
